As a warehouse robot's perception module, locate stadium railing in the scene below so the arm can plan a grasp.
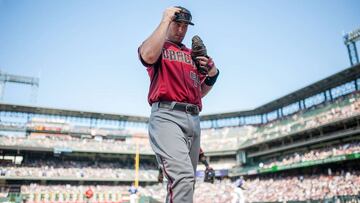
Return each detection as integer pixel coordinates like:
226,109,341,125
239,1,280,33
231,152,360,176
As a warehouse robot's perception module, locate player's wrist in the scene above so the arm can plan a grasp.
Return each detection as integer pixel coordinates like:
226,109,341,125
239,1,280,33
161,18,172,26
205,69,219,86
207,67,218,77
202,160,209,168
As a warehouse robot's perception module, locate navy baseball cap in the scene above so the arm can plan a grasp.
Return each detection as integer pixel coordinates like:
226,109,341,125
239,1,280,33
174,6,194,26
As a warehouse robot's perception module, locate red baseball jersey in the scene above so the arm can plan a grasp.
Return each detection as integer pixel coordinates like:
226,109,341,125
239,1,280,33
139,41,206,110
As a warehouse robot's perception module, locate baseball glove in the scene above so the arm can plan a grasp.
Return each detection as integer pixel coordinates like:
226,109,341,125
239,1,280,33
191,35,209,75
204,167,215,183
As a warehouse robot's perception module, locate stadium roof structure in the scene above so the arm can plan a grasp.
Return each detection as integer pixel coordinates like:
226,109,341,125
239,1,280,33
201,63,360,121
0,103,149,123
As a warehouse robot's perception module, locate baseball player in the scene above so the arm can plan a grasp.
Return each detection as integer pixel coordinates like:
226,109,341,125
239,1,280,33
138,6,220,203
128,183,138,203
233,177,246,203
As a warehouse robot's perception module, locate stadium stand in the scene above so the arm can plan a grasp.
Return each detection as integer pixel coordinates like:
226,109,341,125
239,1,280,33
1,64,360,202
18,168,359,203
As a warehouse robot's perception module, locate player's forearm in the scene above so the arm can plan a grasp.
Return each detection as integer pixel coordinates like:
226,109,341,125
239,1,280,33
201,84,213,98
200,158,210,168
140,21,170,64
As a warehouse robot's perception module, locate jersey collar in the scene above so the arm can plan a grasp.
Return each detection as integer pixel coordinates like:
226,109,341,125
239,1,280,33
166,40,187,50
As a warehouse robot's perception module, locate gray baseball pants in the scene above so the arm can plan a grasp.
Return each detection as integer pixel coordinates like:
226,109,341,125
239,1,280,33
148,102,201,203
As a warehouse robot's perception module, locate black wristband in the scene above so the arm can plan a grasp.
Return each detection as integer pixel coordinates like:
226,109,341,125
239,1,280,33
204,69,220,86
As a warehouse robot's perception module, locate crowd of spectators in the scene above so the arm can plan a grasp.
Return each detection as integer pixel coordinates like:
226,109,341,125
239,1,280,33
261,142,360,169
140,171,360,202
13,170,360,203
248,93,360,145
199,93,360,151
0,158,158,181
25,117,142,138
21,184,132,203
243,171,360,202
0,135,154,154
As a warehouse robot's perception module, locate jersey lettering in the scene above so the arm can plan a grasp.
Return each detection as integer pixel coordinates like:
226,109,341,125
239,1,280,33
169,50,176,61
162,49,196,67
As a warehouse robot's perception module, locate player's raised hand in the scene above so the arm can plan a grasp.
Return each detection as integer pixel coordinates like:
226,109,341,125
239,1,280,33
162,7,182,23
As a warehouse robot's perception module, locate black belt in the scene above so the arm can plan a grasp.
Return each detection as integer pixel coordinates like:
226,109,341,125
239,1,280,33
158,101,200,115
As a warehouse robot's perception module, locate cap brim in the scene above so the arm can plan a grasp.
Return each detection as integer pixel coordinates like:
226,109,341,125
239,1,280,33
175,20,194,26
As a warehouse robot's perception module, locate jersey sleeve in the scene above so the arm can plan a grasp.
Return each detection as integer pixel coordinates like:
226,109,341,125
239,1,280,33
137,46,162,68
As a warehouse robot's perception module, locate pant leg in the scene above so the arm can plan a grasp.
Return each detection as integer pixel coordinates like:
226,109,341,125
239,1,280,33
187,113,201,178
148,105,200,203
